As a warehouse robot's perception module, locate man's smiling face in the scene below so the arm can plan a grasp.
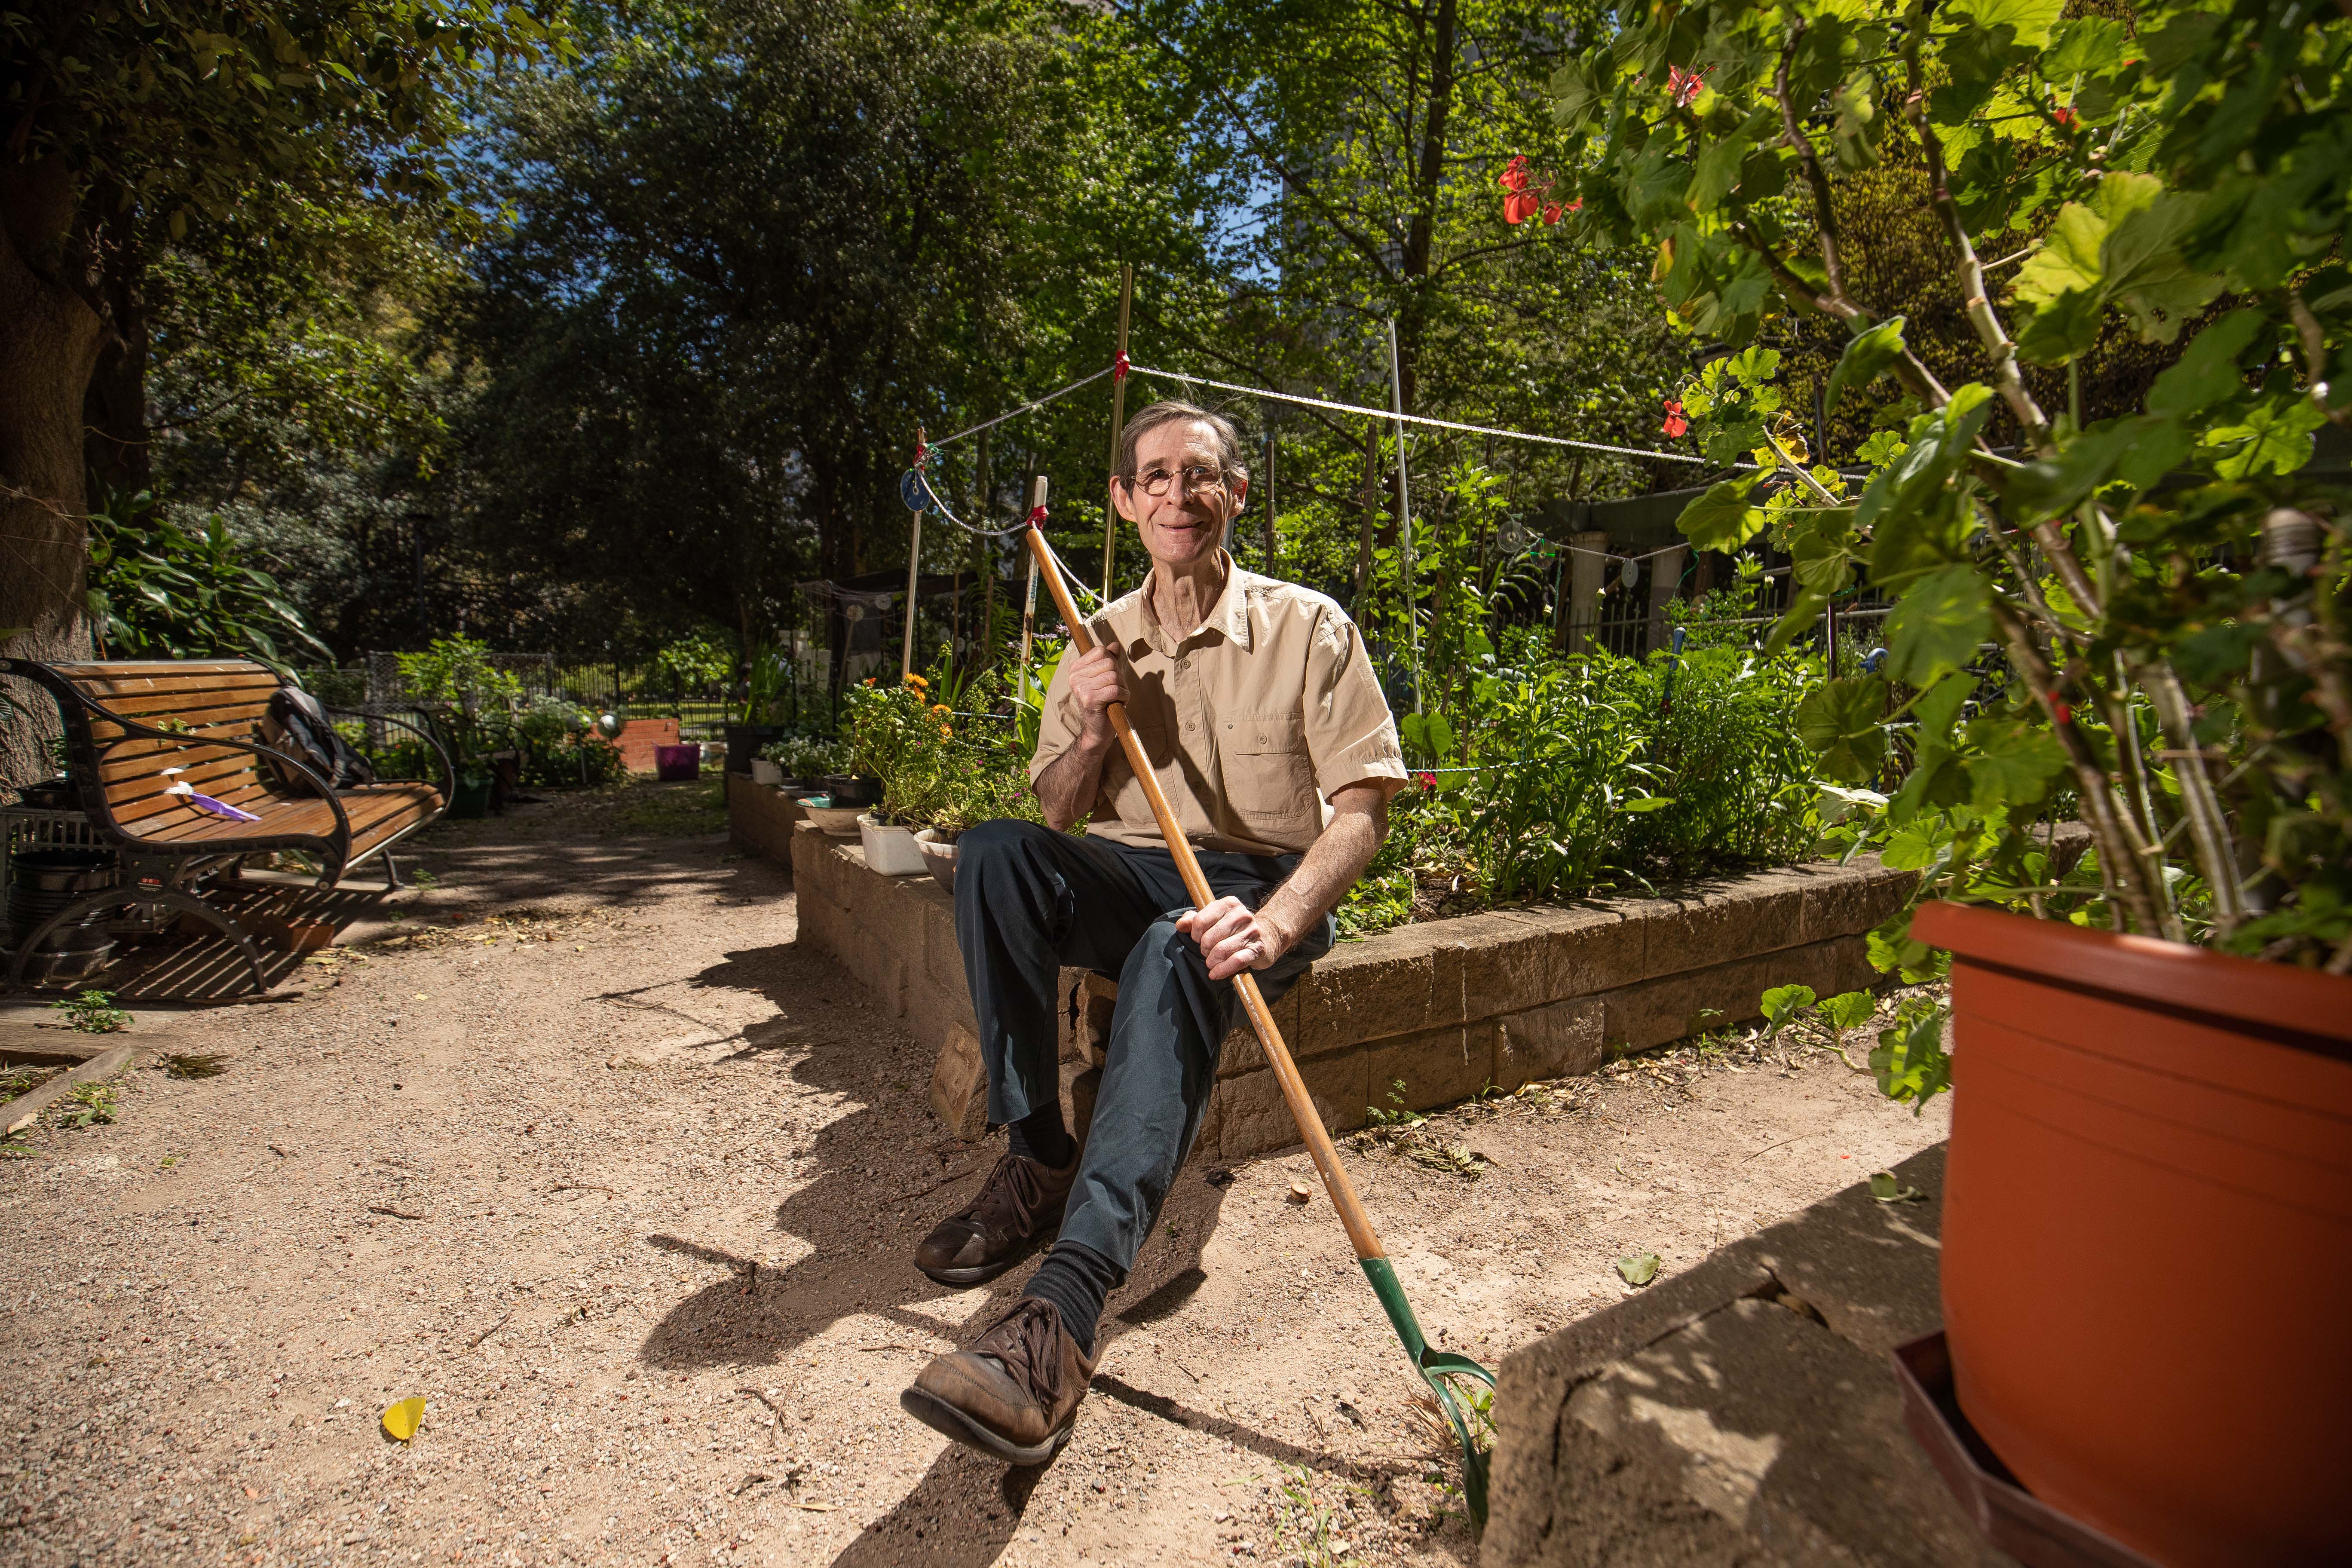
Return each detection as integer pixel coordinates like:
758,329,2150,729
1112,419,1248,573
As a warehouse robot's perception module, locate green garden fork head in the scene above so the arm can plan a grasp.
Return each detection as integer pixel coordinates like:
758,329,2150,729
1362,1256,1498,1531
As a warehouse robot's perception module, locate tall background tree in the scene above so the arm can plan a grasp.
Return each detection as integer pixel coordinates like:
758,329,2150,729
0,0,560,780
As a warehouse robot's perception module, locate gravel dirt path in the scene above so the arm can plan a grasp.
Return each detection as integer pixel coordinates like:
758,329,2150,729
0,780,1950,1567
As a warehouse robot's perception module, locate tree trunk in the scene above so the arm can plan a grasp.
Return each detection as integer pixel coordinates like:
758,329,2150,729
0,158,106,787
83,248,152,502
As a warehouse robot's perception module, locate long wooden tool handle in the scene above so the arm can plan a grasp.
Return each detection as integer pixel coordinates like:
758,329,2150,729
1021,488,1387,1262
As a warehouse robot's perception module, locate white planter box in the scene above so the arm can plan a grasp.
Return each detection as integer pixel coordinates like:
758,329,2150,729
858,814,927,876
750,759,784,785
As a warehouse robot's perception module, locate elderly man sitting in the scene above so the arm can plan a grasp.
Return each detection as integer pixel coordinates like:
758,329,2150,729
899,400,1407,1464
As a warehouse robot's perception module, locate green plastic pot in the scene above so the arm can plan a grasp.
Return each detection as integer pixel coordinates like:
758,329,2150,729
447,775,494,820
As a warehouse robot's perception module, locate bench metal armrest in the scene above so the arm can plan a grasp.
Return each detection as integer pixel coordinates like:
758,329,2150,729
324,704,456,805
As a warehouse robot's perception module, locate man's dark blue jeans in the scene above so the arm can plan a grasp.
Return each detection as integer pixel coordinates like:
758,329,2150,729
952,818,1335,1274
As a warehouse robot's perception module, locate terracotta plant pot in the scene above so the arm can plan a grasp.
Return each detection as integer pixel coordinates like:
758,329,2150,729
1914,900,2352,1568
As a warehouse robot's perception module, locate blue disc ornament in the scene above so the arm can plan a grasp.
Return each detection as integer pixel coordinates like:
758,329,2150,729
900,468,936,514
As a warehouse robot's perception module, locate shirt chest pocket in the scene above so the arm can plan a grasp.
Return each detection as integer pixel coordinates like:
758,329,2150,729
1219,710,1317,833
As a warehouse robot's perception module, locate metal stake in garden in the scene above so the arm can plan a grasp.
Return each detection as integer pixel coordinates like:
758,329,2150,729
1020,476,1497,1531
900,462,927,682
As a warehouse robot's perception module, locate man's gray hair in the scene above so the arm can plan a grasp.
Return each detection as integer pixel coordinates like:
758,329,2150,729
1116,401,1250,488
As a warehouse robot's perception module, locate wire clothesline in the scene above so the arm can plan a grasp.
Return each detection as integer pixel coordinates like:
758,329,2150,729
1124,362,1712,466
916,355,1727,471
925,365,1118,450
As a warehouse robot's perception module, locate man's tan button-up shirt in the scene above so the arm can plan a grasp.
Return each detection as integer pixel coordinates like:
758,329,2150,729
1029,554,1407,856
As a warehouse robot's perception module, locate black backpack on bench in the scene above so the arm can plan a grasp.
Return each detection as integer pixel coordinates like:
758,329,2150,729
260,687,376,793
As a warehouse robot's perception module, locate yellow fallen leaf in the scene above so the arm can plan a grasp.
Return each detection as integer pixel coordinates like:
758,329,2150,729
413,993,429,1001
382,1396,426,1442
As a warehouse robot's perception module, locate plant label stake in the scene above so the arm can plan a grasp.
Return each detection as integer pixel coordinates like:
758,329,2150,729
1020,483,1497,1531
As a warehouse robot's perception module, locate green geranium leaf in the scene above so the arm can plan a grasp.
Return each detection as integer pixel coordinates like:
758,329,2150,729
1948,0,2062,48
2208,395,2327,480
1825,316,1907,417
1797,675,1890,783
2012,204,2107,309
2149,309,2268,417
1870,1006,1953,1112
1821,990,1878,1031
1885,563,1990,686
2013,286,2105,366
1880,819,1946,872
1789,507,1862,595
1727,345,1781,386
1912,672,1972,743
1964,717,2068,812
2005,414,2185,522
2045,16,2131,79
1689,132,1752,211
1760,983,1816,1029
1866,912,1945,983
1675,476,1767,551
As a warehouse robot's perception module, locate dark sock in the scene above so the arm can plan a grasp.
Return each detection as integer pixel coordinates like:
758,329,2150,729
1021,1241,1122,1358
1006,1102,1073,1170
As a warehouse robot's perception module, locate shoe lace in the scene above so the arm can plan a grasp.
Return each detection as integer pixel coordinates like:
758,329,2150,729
980,1298,1067,1407
961,1152,1047,1231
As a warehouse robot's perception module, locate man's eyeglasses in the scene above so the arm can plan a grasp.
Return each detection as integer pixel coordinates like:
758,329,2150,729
1126,464,1229,498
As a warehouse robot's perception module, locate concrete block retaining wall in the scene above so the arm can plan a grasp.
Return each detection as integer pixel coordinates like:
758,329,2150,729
725,774,805,865
778,812,1915,1163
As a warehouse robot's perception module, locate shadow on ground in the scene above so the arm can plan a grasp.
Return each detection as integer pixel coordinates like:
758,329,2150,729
628,934,1332,1564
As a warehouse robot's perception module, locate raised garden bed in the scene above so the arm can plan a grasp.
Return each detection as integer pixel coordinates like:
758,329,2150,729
784,816,1913,1161
724,772,806,865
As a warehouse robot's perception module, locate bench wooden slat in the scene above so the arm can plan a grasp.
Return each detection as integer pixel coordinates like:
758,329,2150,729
51,661,273,677
65,668,279,695
128,784,437,854
110,774,283,828
95,740,273,777
67,671,281,697
78,688,278,722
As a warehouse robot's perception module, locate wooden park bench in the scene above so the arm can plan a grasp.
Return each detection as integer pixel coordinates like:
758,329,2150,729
0,658,451,991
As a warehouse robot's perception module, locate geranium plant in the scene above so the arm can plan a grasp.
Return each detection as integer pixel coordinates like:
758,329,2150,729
1539,0,2349,1028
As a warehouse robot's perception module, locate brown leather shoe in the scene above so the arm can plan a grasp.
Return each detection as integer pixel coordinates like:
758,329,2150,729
912,1151,1077,1286
900,1297,1095,1464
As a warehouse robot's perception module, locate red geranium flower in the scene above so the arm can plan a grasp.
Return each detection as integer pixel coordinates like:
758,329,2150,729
2052,701,2073,725
2053,104,2078,129
1414,770,1439,791
1505,189,1544,224
1662,397,1689,438
1498,154,1531,194
1668,64,1708,107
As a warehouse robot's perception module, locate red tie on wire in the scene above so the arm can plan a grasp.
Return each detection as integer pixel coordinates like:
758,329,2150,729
913,426,929,469
1112,351,1130,383
1024,504,1049,530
